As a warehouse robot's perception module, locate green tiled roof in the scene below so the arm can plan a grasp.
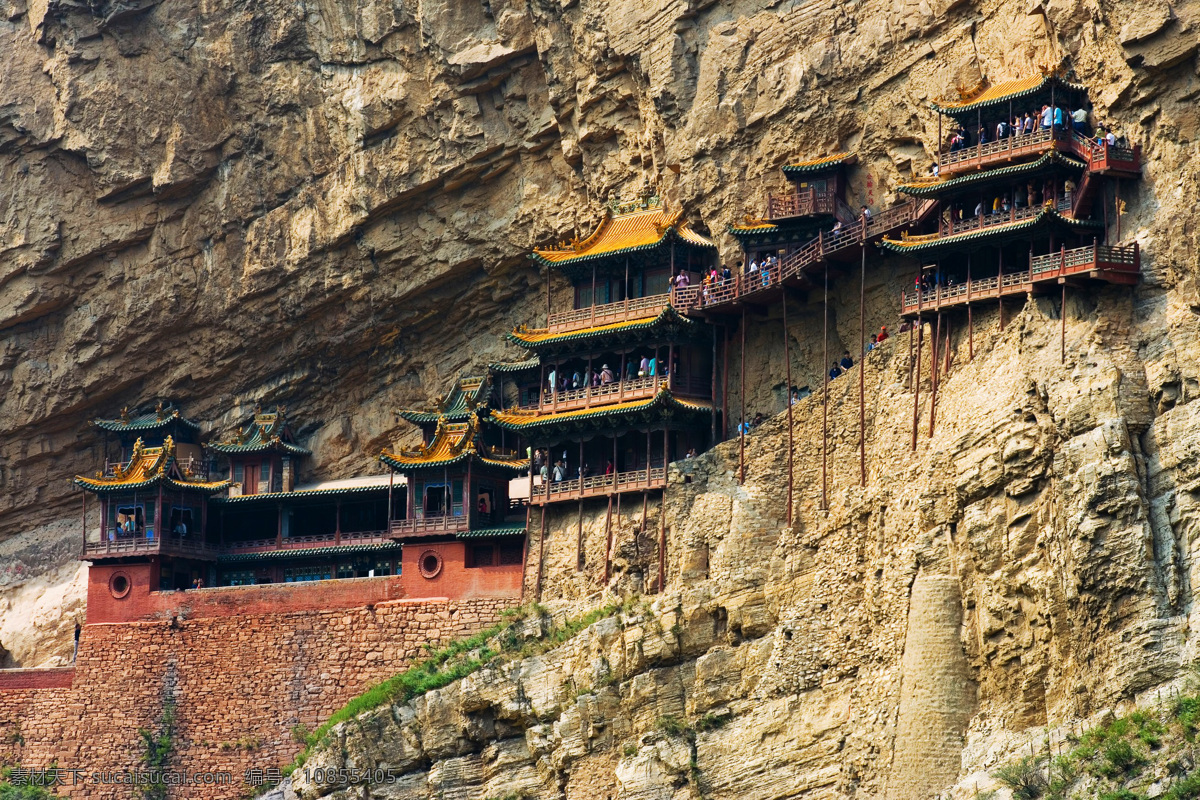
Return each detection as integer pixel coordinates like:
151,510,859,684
931,74,1089,117
780,152,856,175
210,410,311,456
211,483,392,504
506,305,700,351
217,542,404,563
459,525,527,538
490,386,713,435
878,209,1103,256
398,375,491,424
93,403,201,434
488,358,541,374
898,152,1086,197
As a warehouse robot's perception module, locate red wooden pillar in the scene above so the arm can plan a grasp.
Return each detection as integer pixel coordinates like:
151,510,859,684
335,499,342,546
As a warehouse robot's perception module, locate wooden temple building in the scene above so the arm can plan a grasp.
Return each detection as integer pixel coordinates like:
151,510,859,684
380,378,530,580
494,189,719,509
880,72,1142,321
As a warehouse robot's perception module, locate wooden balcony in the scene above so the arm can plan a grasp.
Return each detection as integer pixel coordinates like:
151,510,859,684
766,188,837,221
937,129,1141,178
388,515,471,539
224,530,391,554
546,293,672,335
900,242,1139,316
84,534,220,560
531,467,666,505
525,374,712,414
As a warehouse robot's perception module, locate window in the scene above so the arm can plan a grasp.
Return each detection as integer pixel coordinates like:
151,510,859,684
337,564,356,579
424,485,447,516
499,541,524,565
374,560,392,577
168,507,195,537
222,570,256,586
284,566,332,582
468,544,493,568
233,463,244,483
260,462,271,484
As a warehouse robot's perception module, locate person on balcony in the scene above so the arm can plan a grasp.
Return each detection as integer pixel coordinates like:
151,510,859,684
600,364,614,384
1040,104,1052,130
547,367,557,394
571,370,583,390
626,360,637,381
639,355,650,377
722,266,732,285
976,126,988,145
605,460,615,475
748,259,759,278
673,271,690,290
1053,105,1064,132
840,351,855,371
867,334,878,352
540,461,550,483
648,356,657,377
878,325,889,343
1072,106,1089,135
552,461,565,482
860,205,872,222
829,362,843,380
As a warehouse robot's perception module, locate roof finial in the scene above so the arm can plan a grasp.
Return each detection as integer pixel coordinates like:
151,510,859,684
155,400,166,421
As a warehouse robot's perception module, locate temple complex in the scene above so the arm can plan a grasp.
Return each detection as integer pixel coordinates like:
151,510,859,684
882,73,1142,319
496,190,719,508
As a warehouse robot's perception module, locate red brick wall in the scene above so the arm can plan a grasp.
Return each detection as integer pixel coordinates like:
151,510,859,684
4,579,516,798
0,668,74,690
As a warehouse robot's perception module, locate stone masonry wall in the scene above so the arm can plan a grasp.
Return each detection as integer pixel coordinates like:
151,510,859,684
3,593,515,799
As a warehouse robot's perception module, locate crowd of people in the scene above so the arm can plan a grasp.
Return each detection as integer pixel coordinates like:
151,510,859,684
945,102,1127,154
544,355,669,396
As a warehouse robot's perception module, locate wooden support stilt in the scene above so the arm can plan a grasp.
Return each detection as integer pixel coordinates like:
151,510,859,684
912,316,923,451
821,262,829,510
998,247,1005,331
944,316,952,375
783,291,794,524
1061,282,1067,364
536,507,547,600
659,430,668,592
640,491,648,560
577,498,584,572
722,324,730,440
967,253,974,360
739,308,746,483
858,247,866,487
929,313,941,437
710,326,718,446
908,322,914,385
603,495,614,584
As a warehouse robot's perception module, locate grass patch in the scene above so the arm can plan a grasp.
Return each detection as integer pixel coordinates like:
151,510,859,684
280,600,627,781
993,755,1048,800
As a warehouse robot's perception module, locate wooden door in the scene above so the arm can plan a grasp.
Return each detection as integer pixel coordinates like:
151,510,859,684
243,461,259,494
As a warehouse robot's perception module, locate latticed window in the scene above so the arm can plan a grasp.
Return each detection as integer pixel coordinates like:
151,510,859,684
285,566,331,582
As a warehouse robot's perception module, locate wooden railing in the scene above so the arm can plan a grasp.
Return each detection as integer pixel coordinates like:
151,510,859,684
389,515,471,538
84,535,220,558
531,467,667,503
225,530,390,552
900,242,1140,313
766,188,837,221
670,199,936,314
526,371,712,414
545,293,672,334
938,128,1141,176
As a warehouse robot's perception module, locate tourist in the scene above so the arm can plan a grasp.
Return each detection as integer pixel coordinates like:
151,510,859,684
547,367,557,393
600,364,614,384
1053,105,1064,132
639,355,650,377
878,325,888,342
722,266,732,284
738,418,751,435
748,259,759,277
995,119,1007,140
829,362,842,380
860,205,872,222
840,351,854,370
976,126,988,145
540,461,550,482
930,162,939,178
685,448,697,459
832,219,843,233
1105,128,1116,147
867,334,878,352
674,271,690,289
974,200,984,218
572,370,582,390
1040,104,1052,130
752,412,764,428
761,260,771,286
605,460,615,475
1022,112,1034,135
626,360,637,381
648,356,657,377
1072,106,1089,135
592,369,601,388
1001,197,1011,214
552,461,565,482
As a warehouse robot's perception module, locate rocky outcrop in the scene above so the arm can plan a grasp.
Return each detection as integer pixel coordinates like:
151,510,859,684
4,0,1200,785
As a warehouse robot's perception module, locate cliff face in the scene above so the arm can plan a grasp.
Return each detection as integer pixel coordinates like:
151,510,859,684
5,0,1200,787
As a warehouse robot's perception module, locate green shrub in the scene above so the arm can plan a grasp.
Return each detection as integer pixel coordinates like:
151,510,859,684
656,715,689,737
0,783,56,800
1099,739,1144,777
1166,770,1200,800
993,755,1048,800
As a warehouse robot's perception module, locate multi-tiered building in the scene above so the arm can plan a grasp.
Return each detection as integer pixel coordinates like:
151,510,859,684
378,375,529,592
492,190,719,506
883,72,1142,314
